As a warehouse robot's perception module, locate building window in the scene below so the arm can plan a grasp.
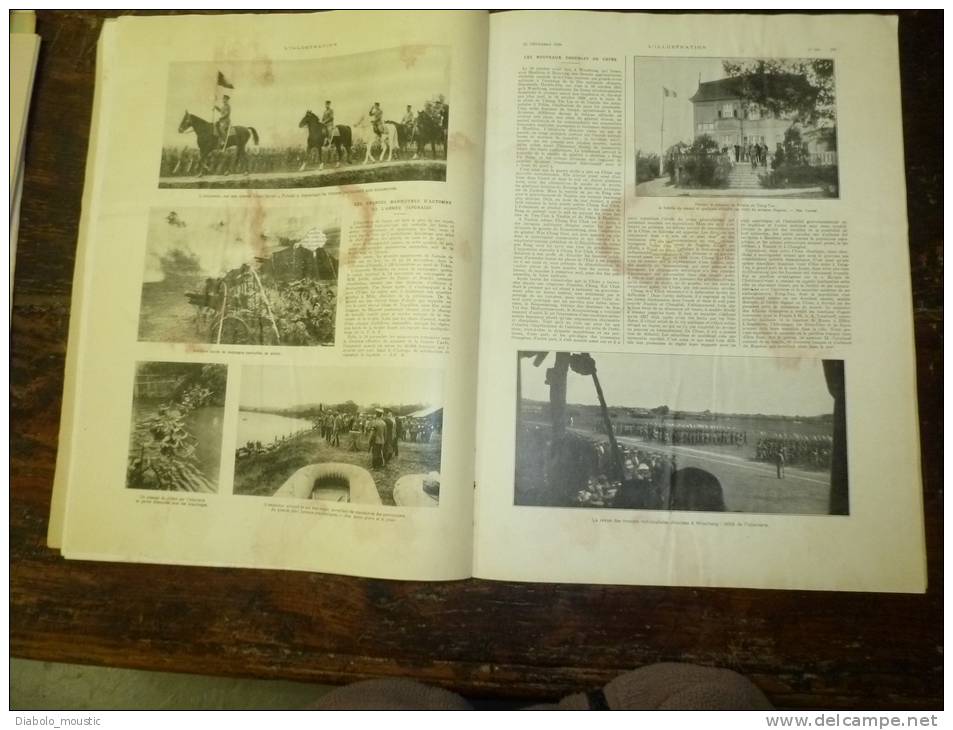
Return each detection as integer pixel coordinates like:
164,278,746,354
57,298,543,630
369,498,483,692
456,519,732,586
721,103,735,119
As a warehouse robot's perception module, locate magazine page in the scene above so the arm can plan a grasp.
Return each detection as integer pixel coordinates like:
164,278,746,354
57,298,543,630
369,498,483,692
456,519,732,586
50,10,488,580
473,11,924,591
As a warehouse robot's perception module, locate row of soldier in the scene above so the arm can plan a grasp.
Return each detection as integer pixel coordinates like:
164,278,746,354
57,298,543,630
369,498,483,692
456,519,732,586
315,412,435,445
165,97,448,177
611,421,746,447
314,410,437,470
755,433,832,469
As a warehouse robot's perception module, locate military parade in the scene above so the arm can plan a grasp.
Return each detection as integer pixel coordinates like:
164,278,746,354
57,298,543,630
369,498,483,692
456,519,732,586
613,421,747,447
515,351,844,515
162,64,449,181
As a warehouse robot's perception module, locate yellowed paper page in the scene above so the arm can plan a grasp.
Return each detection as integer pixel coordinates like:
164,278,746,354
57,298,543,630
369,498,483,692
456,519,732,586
474,11,924,591
54,10,487,580
48,25,119,549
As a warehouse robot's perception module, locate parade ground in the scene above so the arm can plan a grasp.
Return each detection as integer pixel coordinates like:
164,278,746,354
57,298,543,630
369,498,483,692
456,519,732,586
581,428,831,515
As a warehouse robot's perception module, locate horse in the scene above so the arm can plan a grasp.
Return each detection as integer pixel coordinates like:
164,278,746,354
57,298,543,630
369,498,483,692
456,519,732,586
177,111,259,176
298,110,353,169
414,107,449,159
357,116,401,164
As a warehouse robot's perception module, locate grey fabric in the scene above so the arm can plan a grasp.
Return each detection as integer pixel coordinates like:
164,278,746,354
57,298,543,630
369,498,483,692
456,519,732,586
547,663,773,710
313,662,772,710
312,678,472,710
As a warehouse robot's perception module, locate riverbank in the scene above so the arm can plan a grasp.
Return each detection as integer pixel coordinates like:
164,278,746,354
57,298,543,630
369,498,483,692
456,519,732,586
233,429,442,506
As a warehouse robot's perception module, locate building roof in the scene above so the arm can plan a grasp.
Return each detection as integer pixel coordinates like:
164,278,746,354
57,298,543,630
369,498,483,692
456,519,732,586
690,77,746,103
690,73,810,105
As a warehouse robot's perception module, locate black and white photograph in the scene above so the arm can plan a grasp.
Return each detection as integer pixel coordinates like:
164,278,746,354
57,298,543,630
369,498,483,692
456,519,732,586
158,46,450,188
126,361,228,493
515,351,848,515
634,57,838,199
137,205,339,347
233,365,444,507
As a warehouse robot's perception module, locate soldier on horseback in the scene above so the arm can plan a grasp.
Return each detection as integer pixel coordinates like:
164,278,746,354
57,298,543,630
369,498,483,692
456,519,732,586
429,97,447,129
369,102,384,138
321,100,338,147
214,94,231,143
401,104,415,142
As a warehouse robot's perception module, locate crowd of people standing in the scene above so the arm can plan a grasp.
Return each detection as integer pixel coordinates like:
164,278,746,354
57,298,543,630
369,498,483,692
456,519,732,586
721,141,770,168
315,409,437,470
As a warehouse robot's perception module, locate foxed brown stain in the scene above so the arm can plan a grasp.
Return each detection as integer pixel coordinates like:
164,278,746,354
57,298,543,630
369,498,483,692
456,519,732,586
447,132,475,155
399,44,429,69
246,192,269,261
210,42,274,85
340,185,375,267
256,56,275,86
595,184,633,279
702,200,740,284
596,193,625,276
597,185,739,294
455,237,472,262
771,351,807,371
184,342,209,354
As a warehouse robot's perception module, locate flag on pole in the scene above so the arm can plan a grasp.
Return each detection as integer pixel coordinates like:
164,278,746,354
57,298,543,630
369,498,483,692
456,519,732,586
663,87,677,98
217,71,234,89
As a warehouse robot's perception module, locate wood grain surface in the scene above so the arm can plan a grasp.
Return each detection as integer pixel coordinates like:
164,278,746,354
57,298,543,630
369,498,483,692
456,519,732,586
10,10,942,708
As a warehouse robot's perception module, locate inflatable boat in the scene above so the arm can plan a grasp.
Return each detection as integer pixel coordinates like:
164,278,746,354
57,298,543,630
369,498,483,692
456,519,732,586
273,463,381,504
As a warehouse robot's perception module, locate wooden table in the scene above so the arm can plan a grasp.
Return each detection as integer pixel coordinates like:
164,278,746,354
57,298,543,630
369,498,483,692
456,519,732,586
11,11,942,708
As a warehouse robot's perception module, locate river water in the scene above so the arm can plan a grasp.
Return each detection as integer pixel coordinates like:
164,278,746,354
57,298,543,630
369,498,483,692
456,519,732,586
237,410,314,447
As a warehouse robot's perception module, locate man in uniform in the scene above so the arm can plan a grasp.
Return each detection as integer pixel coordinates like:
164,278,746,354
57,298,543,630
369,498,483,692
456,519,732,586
321,100,337,146
369,102,384,138
401,104,415,146
332,412,344,448
369,409,387,469
383,409,396,464
393,415,402,458
214,94,231,142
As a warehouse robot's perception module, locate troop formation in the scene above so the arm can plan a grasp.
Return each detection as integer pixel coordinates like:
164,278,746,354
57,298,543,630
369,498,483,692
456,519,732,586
612,421,747,447
170,80,450,178
305,96,449,165
755,432,833,469
210,94,447,149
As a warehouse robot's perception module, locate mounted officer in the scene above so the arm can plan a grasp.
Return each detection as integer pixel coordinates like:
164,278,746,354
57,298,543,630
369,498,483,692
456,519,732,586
214,94,231,142
401,104,415,143
321,100,338,146
369,101,384,138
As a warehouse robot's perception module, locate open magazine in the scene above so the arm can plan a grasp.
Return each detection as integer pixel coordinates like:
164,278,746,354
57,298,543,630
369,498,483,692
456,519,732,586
48,10,925,592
